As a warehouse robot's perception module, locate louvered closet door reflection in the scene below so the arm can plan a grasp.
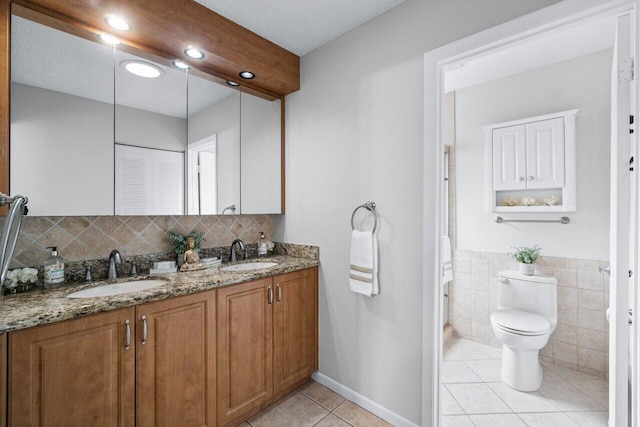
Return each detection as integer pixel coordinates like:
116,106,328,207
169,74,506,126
115,144,184,215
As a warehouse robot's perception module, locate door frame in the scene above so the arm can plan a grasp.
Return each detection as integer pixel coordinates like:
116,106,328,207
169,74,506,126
422,0,639,425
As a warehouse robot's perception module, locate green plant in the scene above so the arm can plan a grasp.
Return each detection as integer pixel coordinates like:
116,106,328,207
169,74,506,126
509,245,541,264
166,229,205,254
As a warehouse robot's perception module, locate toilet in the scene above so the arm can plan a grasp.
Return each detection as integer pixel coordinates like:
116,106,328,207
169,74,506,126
490,270,557,392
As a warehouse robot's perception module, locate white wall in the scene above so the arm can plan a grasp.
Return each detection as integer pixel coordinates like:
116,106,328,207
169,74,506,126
456,49,612,260
276,0,562,423
11,83,114,216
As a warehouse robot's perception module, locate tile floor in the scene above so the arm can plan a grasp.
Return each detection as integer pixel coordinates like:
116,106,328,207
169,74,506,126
238,380,392,427
443,336,609,427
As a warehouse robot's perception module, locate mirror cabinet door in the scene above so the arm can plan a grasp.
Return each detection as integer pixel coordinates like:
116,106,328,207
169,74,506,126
10,15,115,216
10,12,283,217
187,73,240,215
240,93,282,214
114,47,187,215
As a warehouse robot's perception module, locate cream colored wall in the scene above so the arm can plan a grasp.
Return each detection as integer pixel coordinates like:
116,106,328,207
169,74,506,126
455,49,612,260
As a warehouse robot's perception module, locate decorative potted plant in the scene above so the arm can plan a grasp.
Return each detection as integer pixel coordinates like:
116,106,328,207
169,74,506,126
166,229,205,266
510,245,541,276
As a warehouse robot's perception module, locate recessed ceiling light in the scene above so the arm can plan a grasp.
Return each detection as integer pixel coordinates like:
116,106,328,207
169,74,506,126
239,71,255,79
226,80,239,87
105,15,130,31
121,60,163,78
184,47,204,60
100,33,120,45
173,60,190,70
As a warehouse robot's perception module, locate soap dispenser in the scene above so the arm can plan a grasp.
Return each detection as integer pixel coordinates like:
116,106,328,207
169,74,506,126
44,246,65,288
258,232,268,257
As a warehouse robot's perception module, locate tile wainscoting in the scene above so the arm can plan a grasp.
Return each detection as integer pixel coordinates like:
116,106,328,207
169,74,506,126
448,250,609,377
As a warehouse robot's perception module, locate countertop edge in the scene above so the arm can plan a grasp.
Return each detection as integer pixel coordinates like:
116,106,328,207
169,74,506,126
0,256,318,334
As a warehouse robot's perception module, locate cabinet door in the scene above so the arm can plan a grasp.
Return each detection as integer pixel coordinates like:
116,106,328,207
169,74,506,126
273,268,318,397
0,334,6,427
136,291,216,427
525,117,565,189
217,278,273,426
492,125,527,190
9,308,135,427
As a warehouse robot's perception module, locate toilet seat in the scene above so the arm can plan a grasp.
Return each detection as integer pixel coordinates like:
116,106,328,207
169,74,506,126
491,309,551,336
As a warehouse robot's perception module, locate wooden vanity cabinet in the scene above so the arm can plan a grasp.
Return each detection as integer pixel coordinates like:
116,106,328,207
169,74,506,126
273,268,318,398
8,290,216,427
8,308,136,427
217,267,318,427
136,291,216,427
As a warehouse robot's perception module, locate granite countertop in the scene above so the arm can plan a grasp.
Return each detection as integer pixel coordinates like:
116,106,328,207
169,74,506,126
0,256,318,333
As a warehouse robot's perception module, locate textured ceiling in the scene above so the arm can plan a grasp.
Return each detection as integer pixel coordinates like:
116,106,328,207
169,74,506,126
194,0,406,56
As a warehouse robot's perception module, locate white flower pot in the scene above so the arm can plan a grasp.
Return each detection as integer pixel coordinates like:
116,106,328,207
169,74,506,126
519,263,535,276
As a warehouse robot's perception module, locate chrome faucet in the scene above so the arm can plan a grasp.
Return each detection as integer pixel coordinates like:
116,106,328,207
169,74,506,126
108,249,122,279
230,239,246,262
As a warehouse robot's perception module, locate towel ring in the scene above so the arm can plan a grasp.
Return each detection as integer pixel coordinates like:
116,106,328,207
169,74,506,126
351,201,378,233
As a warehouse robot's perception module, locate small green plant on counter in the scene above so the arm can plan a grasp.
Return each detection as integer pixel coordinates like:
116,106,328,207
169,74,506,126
509,245,541,264
166,229,205,254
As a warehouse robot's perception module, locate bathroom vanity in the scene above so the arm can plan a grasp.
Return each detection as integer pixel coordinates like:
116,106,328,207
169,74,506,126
0,257,318,427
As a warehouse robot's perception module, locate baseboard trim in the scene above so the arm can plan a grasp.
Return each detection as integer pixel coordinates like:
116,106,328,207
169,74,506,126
312,372,420,427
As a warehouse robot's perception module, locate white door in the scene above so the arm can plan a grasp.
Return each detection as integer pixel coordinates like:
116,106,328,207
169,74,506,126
493,125,527,190
525,117,565,189
609,12,633,427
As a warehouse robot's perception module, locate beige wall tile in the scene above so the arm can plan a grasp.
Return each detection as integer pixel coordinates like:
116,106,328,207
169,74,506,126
472,305,489,323
553,341,578,364
578,308,607,332
552,268,577,287
578,347,606,372
577,270,604,291
472,276,489,291
578,329,608,352
565,258,603,271
558,304,578,326
472,291,489,308
454,273,473,289
557,287,577,306
472,258,489,276
454,258,472,274
552,324,577,345
471,322,490,343
578,289,604,310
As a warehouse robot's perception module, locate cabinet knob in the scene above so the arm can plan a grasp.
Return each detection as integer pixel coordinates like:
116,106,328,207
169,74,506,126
518,177,525,182
528,176,535,181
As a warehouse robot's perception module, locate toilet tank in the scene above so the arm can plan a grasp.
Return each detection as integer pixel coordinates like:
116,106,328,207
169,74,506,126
497,270,558,327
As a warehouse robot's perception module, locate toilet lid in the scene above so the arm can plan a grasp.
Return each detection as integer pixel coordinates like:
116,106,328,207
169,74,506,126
491,309,551,336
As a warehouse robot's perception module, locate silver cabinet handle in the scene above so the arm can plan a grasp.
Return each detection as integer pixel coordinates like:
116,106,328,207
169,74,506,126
268,285,273,306
141,315,147,345
528,176,535,180
125,319,131,350
276,284,282,303
518,177,525,182
599,266,611,275
498,278,510,284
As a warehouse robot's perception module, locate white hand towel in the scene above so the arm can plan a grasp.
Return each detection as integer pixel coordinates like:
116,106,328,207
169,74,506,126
442,235,453,284
349,229,379,296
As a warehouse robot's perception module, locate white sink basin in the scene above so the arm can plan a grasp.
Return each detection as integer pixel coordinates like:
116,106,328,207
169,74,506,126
221,262,278,272
66,279,169,298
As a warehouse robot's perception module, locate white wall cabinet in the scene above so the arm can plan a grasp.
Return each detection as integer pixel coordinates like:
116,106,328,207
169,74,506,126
484,110,577,212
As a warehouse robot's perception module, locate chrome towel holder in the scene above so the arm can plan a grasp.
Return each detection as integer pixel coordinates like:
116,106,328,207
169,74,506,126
495,216,570,225
351,201,378,233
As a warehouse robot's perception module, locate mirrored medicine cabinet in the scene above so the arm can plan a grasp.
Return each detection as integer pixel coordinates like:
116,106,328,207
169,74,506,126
9,8,283,217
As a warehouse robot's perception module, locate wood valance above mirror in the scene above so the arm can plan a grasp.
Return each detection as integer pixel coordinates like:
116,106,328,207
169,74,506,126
0,0,296,214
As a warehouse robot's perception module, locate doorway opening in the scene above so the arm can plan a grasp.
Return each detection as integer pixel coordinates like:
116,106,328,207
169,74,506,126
423,1,639,425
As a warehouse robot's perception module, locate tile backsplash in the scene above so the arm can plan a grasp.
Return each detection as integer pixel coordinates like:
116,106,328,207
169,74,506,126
10,215,274,269
448,250,609,377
